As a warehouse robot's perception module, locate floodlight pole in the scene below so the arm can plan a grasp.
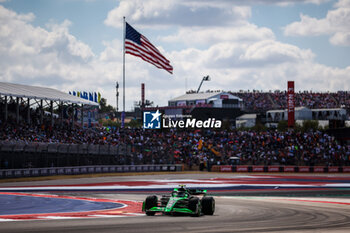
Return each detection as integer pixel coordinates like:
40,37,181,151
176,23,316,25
197,75,210,93
116,81,119,112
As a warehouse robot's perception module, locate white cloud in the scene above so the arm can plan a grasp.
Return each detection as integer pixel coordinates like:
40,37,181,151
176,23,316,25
330,31,350,45
161,24,275,47
104,0,252,28
284,0,350,46
1,2,350,111
0,5,95,87
104,0,331,29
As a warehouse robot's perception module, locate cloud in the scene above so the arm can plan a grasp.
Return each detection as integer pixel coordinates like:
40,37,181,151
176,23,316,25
161,24,275,47
284,0,350,46
1,2,350,111
104,0,252,28
0,5,95,87
104,0,331,29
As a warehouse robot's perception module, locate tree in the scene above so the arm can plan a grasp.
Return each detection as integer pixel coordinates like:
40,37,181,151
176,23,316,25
99,98,115,113
301,120,319,132
277,120,288,132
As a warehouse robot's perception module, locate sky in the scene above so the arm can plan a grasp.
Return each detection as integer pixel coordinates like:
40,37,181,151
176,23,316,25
1,0,350,111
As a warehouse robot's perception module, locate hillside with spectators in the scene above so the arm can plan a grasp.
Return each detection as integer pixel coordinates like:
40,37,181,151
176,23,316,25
1,120,349,169
230,90,350,112
1,89,349,170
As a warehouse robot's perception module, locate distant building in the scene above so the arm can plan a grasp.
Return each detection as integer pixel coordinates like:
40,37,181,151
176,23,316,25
266,107,312,122
236,114,257,128
311,108,347,120
168,91,243,109
143,91,244,123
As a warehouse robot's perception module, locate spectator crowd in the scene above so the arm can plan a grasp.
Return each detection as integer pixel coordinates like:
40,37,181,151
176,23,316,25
1,89,350,169
231,90,350,112
1,120,349,169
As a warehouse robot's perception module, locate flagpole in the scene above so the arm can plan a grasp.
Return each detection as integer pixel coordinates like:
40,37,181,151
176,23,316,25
122,16,126,128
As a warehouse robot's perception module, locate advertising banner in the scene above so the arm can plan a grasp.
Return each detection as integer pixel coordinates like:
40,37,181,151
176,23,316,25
220,165,232,172
299,166,310,172
40,168,48,176
252,166,264,172
268,166,280,172
328,167,339,172
313,166,324,172
14,170,22,177
65,168,72,174
23,170,31,176
32,169,39,176
236,165,249,172
283,166,295,172
73,168,80,174
287,81,295,128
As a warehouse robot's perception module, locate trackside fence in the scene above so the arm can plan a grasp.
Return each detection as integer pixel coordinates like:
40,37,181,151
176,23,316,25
0,164,183,179
0,141,176,169
211,165,350,173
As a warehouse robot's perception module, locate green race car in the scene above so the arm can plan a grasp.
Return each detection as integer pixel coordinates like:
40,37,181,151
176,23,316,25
142,185,215,217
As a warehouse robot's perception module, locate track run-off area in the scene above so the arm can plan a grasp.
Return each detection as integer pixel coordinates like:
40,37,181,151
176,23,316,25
1,172,350,233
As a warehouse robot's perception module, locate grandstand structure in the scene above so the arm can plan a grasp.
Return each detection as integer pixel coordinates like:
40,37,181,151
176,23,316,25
1,83,349,173
142,89,350,128
0,82,98,127
144,91,244,121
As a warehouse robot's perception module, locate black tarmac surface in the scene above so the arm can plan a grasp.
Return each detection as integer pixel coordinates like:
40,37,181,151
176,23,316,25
1,173,350,233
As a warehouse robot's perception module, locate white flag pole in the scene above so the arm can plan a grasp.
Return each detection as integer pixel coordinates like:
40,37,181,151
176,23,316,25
122,16,126,128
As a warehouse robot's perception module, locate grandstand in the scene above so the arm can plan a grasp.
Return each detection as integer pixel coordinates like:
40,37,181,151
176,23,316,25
0,82,98,127
230,90,350,112
1,83,349,175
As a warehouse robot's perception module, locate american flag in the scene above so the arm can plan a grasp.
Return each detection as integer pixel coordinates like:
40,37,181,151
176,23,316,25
125,22,173,74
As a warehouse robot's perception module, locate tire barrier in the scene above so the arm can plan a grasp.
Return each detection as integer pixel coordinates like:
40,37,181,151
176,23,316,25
0,164,183,179
213,165,350,173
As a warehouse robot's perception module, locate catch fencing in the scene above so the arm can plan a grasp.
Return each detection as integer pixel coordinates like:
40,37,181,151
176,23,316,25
0,164,183,179
212,165,350,173
0,141,173,169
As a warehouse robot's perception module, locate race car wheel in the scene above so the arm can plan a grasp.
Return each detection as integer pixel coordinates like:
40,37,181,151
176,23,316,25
189,197,200,217
201,196,215,215
145,195,158,216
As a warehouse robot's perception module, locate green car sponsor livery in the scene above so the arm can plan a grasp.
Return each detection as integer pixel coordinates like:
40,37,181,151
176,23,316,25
142,185,215,217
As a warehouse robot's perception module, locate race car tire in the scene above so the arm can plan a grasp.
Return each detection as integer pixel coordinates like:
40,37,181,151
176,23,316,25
201,196,215,215
189,197,200,217
145,195,158,216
